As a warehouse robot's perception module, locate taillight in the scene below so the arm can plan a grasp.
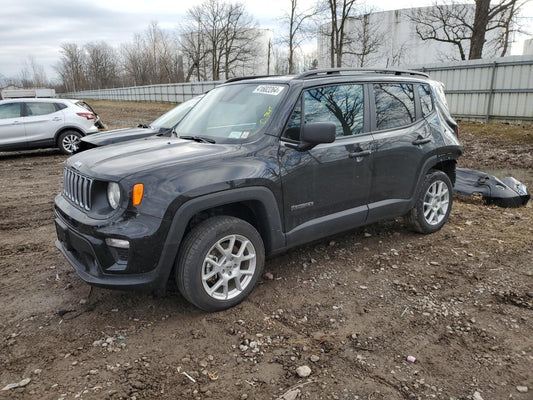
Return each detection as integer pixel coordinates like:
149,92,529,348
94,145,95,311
77,112,95,120
455,126,460,138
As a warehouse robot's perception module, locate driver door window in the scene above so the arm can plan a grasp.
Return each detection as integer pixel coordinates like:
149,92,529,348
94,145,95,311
283,84,364,140
0,103,22,119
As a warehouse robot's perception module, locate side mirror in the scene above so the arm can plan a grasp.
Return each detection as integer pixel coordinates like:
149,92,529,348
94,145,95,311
289,122,336,151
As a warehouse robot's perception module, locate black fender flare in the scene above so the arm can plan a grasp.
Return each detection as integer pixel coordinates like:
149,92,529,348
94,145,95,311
408,152,459,210
154,187,285,289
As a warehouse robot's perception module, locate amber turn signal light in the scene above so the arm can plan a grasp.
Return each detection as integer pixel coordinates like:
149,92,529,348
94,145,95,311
132,183,144,206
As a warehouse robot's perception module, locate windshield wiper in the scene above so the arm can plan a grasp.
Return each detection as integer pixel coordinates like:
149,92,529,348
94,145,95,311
137,124,150,128
179,135,216,144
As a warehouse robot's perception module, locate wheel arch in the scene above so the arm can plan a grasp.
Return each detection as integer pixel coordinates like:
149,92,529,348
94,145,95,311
431,159,457,186
54,126,85,146
408,154,458,210
181,200,274,252
154,187,285,291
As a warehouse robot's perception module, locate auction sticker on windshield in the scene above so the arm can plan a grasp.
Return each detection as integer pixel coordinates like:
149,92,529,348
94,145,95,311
228,130,251,139
253,85,285,96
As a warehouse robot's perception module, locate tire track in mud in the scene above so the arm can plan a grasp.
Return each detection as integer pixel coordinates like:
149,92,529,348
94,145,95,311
243,294,409,399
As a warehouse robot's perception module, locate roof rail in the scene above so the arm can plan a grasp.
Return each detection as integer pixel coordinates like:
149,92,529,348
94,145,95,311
224,75,277,83
295,68,429,79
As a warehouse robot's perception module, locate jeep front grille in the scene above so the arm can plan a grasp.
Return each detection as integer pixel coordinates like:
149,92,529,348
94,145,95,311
63,168,93,211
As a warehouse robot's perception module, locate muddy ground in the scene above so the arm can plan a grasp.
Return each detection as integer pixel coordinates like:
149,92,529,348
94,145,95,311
1,101,532,400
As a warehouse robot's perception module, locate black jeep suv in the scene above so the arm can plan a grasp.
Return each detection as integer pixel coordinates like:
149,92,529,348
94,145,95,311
55,69,462,311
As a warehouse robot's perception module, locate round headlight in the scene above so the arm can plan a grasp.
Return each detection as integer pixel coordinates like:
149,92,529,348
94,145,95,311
107,182,121,209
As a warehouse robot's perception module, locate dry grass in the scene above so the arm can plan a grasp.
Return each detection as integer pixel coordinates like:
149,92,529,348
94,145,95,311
459,121,533,145
88,100,175,130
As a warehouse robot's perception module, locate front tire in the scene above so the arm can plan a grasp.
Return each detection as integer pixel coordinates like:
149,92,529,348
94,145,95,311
175,216,265,312
405,170,453,234
58,130,82,155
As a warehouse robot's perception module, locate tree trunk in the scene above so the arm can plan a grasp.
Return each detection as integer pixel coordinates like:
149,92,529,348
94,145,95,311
469,0,490,59
330,33,335,67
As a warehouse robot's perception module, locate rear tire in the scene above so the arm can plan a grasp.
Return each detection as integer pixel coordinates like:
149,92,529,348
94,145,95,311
58,130,82,155
175,216,265,312
405,170,453,234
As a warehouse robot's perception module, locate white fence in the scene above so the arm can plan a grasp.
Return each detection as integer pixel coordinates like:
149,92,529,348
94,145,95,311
417,56,533,122
63,81,221,103
62,56,533,122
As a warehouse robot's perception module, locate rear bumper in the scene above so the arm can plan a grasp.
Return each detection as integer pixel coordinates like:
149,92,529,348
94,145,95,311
84,125,99,135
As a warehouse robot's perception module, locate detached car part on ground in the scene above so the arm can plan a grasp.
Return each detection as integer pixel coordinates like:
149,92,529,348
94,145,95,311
55,69,462,312
454,168,530,208
0,98,101,154
76,96,202,152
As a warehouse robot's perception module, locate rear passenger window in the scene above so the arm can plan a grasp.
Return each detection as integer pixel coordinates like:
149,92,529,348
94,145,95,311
418,84,434,116
374,83,415,130
0,103,21,119
304,84,364,137
25,102,57,116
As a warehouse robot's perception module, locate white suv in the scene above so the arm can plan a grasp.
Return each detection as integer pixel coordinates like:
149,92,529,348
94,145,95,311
0,98,99,154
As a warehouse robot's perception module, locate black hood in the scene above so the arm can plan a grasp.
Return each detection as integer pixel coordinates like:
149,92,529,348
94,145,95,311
67,136,236,181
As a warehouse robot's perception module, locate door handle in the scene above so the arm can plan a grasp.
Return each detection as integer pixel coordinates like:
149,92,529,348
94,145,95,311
412,137,431,145
349,150,371,159
52,117,61,121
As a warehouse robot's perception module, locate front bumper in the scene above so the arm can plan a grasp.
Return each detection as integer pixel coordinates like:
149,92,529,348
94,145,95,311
54,195,171,291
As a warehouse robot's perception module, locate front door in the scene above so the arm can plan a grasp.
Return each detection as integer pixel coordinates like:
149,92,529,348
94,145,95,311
0,102,26,149
279,83,373,246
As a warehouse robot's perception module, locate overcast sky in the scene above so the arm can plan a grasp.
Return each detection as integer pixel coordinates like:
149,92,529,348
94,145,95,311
0,0,531,83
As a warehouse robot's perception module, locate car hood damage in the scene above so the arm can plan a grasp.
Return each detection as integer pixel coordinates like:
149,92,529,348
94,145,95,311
77,126,162,151
66,136,234,181
454,168,530,208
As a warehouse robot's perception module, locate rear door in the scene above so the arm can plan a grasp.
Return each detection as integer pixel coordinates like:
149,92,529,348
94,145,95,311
367,82,436,222
279,83,373,245
22,102,65,145
0,102,26,148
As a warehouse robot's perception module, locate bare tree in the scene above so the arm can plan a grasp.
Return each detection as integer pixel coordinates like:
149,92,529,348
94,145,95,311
181,0,257,81
487,0,527,57
273,47,290,75
85,42,119,89
321,0,358,67
410,0,524,61
180,12,209,81
345,11,384,67
386,41,410,67
121,34,151,86
220,3,257,79
55,43,87,92
19,56,49,87
280,0,318,74
303,49,319,71
122,22,182,85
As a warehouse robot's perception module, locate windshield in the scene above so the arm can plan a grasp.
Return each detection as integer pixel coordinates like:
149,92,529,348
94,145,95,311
151,96,202,129
175,83,287,142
